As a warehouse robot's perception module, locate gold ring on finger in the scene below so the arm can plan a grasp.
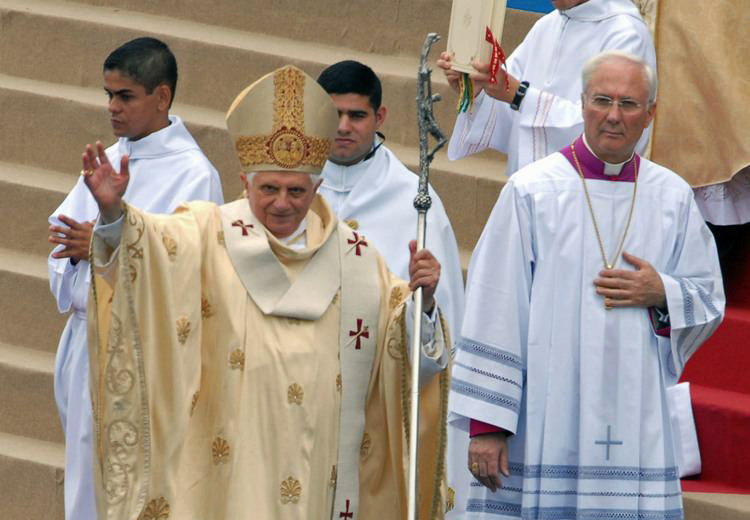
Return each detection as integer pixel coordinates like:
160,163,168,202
471,462,479,474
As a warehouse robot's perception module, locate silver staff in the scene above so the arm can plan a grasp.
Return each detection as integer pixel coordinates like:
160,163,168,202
407,32,446,520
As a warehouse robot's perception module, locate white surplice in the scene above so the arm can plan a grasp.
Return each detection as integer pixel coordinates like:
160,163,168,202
320,143,465,339
47,115,223,520
449,152,724,519
447,0,656,176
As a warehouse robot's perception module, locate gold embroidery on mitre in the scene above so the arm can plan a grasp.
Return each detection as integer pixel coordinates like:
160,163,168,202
360,432,372,458
235,133,330,171
161,232,177,260
280,476,301,504
176,317,191,345
329,465,337,488
336,374,342,393
229,349,245,370
287,383,304,405
217,230,225,246
139,497,170,520
273,66,304,129
212,437,230,464
446,487,456,512
201,296,214,319
344,219,359,230
234,67,331,170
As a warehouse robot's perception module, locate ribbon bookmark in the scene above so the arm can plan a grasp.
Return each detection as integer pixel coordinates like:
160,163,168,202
485,26,510,91
456,26,508,114
456,72,475,114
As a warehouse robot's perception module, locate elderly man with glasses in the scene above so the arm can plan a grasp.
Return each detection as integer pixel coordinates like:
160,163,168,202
449,50,724,520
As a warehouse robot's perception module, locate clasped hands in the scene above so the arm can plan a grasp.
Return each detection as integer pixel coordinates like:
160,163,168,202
48,215,94,264
49,142,130,263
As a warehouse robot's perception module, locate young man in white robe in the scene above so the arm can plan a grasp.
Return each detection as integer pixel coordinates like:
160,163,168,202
317,60,465,340
79,65,450,520
450,51,724,519
317,61,466,515
47,37,223,520
437,0,656,177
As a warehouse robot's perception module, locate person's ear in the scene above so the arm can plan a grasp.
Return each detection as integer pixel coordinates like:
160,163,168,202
644,101,657,128
375,105,387,129
156,84,172,112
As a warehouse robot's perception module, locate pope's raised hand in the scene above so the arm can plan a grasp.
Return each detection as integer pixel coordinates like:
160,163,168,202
408,240,441,313
81,141,129,223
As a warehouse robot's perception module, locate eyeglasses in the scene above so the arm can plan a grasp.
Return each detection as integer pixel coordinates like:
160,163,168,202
588,95,645,113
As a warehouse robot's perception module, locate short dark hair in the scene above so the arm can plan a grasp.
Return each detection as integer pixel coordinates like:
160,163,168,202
317,60,382,111
103,37,178,107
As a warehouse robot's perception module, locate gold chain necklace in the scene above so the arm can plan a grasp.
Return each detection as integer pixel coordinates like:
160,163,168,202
570,143,638,270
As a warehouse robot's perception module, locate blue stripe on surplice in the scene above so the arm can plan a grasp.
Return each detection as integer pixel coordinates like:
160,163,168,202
508,0,554,13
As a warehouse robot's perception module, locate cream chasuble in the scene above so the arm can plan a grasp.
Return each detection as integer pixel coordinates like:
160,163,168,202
88,196,449,520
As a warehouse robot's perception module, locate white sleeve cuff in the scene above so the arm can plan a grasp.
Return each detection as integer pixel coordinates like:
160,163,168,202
92,214,124,268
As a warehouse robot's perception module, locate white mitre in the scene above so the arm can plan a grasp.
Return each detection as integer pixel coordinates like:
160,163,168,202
226,64,339,174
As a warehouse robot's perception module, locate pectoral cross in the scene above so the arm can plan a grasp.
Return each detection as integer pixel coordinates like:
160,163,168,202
347,232,368,256
231,219,254,236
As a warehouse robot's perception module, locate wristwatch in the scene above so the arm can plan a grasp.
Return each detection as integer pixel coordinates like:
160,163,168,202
510,81,530,111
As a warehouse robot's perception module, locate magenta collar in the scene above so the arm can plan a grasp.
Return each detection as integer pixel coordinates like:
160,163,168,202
560,136,639,182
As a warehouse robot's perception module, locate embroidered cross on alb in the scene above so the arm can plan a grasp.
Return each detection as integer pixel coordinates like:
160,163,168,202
339,499,354,519
231,219,254,236
595,425,623,461
349,319,369,350
347,232,368,256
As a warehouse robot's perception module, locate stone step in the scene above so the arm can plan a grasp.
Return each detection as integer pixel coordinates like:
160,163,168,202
0,431,64,520
0,0,533,154
0,74,503,253
0,342,62,444
0,162,74,258
1,0,538,66
0,247,68,353
0,72,244,197
684,491,750,520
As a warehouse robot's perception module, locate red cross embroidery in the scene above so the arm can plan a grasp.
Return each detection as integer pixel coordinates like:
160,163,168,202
231,219,254,236
339,499,354,519
347,232,368,256
348,319,369,350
